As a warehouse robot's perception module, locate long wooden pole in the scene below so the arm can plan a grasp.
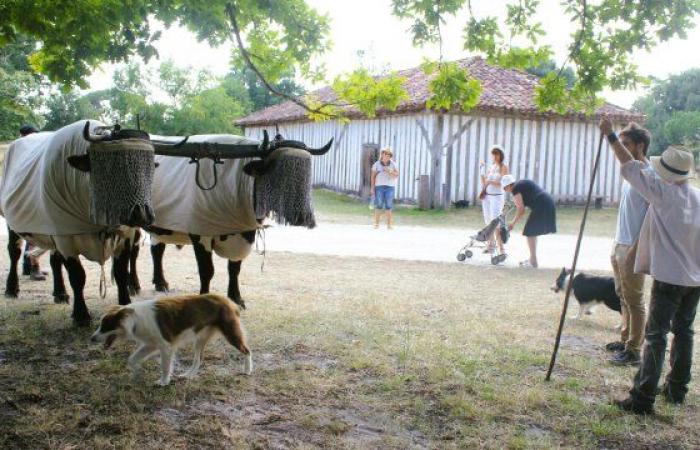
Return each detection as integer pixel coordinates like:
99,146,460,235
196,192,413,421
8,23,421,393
545,132,605,381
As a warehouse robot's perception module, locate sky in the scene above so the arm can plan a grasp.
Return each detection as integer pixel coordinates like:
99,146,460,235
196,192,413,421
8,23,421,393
87,0,700,109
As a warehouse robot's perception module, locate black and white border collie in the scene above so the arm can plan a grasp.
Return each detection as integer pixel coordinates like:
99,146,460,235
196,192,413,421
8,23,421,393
91,293,252,386
551,268,622,321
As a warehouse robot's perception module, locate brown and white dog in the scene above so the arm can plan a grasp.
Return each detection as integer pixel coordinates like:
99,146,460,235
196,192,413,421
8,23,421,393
91,293,252,386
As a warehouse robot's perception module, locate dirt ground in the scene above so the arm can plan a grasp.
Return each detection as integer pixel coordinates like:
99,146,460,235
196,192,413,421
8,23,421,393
1,239,699,449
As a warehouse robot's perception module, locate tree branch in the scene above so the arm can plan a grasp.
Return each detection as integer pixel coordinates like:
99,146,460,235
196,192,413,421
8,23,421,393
415,118,431,146
443,118,474,149
224,3,335,118
556,0,587,80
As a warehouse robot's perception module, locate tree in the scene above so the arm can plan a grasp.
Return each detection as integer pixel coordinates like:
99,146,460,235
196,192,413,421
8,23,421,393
225,65,304,113
664,111,700,160
633,69,700,155
168,86,247,135
0,36,43,139
526,60,576,89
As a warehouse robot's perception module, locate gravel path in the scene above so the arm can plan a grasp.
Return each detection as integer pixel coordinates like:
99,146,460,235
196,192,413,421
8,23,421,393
0,218,615,272
261,222,614,272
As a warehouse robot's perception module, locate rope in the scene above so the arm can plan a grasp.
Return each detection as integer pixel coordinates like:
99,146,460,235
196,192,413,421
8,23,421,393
545,133,605,381
256,227,266,272
99,264,107,299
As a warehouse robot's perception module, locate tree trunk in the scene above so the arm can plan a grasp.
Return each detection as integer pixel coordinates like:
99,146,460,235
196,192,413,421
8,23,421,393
430,114,445,209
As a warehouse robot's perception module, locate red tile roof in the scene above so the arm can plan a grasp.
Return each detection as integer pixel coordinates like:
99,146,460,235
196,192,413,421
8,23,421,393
235,57,643,126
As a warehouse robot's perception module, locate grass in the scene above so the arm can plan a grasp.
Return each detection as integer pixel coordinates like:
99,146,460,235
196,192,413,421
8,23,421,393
1,245,699,449
313,189,619,237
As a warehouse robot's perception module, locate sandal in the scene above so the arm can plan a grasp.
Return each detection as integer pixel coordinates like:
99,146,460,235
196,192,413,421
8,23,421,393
519,260,535,268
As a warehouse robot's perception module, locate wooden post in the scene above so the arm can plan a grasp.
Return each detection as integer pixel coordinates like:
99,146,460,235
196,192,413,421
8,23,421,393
418,175,431,210
360,144,379,200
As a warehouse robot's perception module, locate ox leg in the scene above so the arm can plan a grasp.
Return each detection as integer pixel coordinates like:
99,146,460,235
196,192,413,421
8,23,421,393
50,252,69,304
151,243,169,292
227,260,246,310
113,239,132,306
192,238,214,294
5,228,22,298
64,257,90,326
128,230,141,296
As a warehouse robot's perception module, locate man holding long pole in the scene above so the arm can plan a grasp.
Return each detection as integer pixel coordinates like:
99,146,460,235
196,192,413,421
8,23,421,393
600,116,700,415
605,123,652,366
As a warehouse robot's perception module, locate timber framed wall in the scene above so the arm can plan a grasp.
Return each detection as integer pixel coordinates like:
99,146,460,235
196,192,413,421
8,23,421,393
243,112,625,205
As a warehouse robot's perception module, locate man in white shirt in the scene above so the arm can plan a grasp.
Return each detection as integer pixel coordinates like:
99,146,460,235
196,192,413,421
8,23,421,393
606,123,652,366
601,116,700,415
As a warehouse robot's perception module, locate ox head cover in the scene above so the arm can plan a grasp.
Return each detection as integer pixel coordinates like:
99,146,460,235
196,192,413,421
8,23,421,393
246,148,316,228
86,139,156,228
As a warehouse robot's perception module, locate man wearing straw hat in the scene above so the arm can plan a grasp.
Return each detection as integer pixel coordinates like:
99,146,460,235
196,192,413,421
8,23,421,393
600,116,700,415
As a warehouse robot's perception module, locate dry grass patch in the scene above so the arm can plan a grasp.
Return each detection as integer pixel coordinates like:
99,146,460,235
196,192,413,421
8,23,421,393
1,242,699,449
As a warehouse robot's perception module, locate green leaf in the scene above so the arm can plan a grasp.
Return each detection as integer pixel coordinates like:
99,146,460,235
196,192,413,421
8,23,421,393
331,69,409,119
423,61,482,112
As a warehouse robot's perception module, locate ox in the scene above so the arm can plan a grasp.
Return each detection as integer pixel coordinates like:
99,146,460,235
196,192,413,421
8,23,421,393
0,120,183,326
138,133,332,308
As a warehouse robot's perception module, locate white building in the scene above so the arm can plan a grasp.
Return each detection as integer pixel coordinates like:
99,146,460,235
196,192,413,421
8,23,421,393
236,57,642,207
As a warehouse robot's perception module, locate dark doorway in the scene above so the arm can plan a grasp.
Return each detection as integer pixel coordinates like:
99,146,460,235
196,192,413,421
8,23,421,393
360,143,380,200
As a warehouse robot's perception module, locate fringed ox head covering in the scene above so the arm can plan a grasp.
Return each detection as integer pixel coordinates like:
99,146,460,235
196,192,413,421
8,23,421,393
254,148,316,228
86,138,155,228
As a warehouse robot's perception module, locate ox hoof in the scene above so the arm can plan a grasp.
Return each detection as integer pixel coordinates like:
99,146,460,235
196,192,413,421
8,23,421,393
155,283,169,293
72,313,92,328
53,294,70,304
4,291,19,299
128,283,141,297
232,298,246,310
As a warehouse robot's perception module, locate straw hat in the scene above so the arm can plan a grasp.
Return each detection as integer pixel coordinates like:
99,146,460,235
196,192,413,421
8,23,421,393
650,146,695,183
380,147,394,157
501,174,516,188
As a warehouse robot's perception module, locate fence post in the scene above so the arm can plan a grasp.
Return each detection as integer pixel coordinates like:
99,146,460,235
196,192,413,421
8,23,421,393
418,175,431,210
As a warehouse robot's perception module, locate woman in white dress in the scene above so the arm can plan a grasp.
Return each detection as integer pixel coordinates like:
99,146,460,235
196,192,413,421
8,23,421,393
480,146,509,255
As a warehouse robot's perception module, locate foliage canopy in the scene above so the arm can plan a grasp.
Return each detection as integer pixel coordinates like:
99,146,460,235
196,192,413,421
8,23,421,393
1,0,699,120
633,69,700,155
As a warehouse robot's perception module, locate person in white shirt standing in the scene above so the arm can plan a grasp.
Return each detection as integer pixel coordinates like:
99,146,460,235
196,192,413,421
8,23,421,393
601,116,700,415
370,148,399,229
480,145,510,255
605,123,652,367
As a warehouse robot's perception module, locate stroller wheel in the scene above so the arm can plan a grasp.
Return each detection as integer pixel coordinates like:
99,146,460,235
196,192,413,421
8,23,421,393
457,252,467,262
465,250,473,258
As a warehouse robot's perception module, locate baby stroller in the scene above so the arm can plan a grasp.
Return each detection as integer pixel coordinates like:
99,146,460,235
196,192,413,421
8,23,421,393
457,203,515,265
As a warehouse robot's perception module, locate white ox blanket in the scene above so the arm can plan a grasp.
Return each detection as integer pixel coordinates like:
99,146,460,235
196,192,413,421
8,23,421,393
151,135,259,236
0,120,105,235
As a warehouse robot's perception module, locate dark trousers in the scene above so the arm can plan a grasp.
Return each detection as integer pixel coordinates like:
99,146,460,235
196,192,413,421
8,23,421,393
630,280,700,406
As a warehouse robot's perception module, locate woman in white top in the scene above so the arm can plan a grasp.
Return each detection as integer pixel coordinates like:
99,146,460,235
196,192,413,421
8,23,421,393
480,146,509,254
370,148,399,229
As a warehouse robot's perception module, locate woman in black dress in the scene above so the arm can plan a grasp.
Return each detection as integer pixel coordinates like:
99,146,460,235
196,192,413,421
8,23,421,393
501,175,556,268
